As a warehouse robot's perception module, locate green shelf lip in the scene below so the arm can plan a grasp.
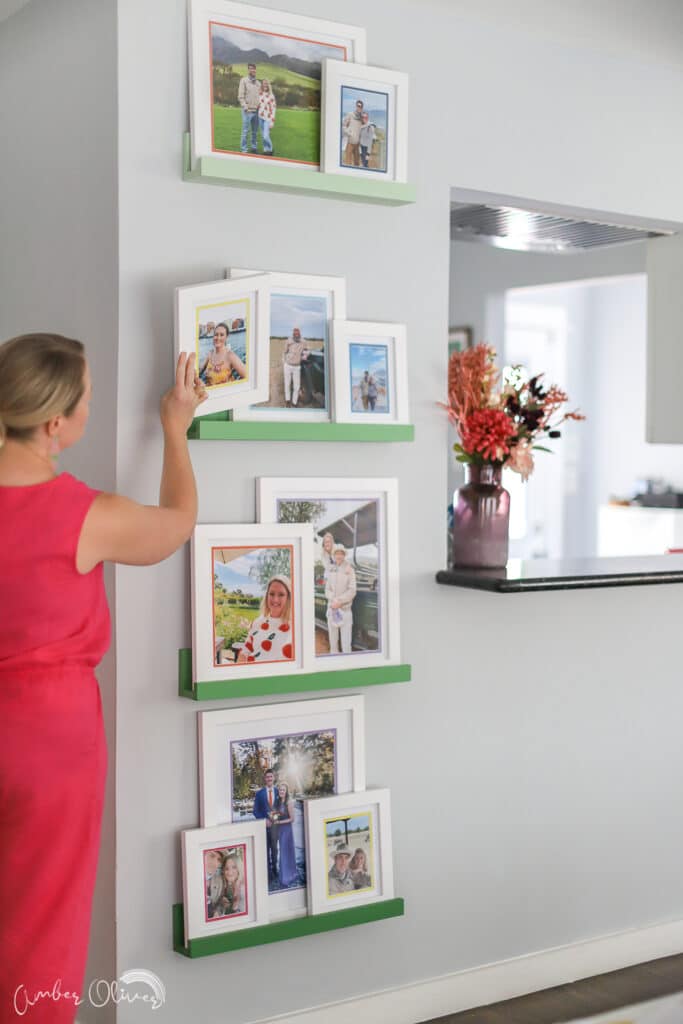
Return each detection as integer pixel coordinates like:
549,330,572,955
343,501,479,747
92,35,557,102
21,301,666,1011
182,133,416,206
178,648,411,700
187,418,415,442
173,898,405,957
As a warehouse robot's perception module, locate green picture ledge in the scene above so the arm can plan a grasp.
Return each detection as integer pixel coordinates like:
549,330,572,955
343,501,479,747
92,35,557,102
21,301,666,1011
182,133,416,206
173,898,405,958
187,415,415,442
178,647,411,700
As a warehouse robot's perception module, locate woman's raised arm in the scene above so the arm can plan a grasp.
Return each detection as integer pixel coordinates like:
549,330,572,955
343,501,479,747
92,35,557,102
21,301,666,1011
77,353,206,571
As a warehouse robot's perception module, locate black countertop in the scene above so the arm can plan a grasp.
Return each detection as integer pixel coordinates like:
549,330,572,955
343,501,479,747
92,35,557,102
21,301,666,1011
436,555,683,592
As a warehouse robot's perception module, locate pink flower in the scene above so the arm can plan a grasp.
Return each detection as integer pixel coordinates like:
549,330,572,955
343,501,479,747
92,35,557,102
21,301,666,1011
507,441,535,481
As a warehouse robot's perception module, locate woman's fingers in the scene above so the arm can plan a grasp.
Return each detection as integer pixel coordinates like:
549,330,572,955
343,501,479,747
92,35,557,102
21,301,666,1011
184,352,196,389
175,352,188,387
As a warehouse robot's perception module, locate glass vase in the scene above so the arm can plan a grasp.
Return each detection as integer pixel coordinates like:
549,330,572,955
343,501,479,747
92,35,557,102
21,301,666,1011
452,463,510,569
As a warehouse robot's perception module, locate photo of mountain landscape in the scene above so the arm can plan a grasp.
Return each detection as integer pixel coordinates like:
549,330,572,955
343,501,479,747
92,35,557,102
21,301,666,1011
210,20,346,166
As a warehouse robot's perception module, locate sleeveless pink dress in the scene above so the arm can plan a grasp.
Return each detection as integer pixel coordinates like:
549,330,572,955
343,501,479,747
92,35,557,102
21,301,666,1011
0,473,110,1022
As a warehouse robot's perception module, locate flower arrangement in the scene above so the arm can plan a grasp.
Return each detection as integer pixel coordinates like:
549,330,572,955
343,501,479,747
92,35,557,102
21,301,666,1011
442,344,584,481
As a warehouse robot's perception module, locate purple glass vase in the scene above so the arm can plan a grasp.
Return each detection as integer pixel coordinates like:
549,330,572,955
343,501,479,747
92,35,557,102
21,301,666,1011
452,463,510,569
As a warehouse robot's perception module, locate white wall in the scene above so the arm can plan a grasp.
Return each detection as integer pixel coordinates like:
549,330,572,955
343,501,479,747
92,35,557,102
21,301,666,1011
0,2,118,1019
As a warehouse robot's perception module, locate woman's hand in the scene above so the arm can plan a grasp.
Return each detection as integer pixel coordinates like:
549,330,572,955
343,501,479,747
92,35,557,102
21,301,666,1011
160,353,207,435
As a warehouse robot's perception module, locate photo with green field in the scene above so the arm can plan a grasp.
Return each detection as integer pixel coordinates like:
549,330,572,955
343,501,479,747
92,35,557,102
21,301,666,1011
210,21,347,165
212,545,292,666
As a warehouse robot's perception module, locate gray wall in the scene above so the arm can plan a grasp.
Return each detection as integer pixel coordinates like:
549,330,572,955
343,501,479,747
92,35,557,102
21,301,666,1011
0,1,118,1018
113,1,683,1021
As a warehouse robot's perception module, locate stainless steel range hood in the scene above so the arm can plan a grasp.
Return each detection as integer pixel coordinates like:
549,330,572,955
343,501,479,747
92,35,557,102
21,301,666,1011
450,202,670,254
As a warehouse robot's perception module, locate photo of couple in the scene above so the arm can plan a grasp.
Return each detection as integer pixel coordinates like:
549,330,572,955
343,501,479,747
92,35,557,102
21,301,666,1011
231,730,337,895
212,546,295,668
204,844,247,921
339,87,388,172
325,812,373,897
350,343,390,414
274,496,382,657
210,22,346,165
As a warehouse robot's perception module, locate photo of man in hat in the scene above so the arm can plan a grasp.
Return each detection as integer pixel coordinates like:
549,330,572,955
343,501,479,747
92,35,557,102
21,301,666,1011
324,543,357,654
327,845,355,895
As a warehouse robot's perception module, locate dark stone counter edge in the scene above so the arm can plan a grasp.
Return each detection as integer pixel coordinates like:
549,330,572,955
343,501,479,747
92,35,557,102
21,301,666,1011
435,567,683,593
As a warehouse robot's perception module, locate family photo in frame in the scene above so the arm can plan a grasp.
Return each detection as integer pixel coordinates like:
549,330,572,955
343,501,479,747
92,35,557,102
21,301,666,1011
199,697,365,920
257,477,401,671
228,269,346,422
188,0,366,170
322,59,409,182
304,789,393,915
191,524,314,685
175,275,271,416
181,821,269,942
332,321,410,426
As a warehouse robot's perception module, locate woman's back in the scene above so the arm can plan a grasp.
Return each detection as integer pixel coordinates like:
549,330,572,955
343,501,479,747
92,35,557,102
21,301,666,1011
0,472,110,672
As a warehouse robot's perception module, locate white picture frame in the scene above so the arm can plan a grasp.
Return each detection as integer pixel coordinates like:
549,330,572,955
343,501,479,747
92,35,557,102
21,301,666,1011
175,274,271,417
188,0,367,171
304,789,394,916
331,320,410,425
321,59,409,182
257,477,401,671
226,268,347,422
199,695,365,921
191,523,315,686
181,820,269,944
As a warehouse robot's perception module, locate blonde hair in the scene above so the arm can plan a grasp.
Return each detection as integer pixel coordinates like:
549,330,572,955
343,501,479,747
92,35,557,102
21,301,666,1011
0,333,86,447
259,575,292,622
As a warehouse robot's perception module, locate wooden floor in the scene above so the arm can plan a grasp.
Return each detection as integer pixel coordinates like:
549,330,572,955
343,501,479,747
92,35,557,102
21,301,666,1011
424,953,683,1023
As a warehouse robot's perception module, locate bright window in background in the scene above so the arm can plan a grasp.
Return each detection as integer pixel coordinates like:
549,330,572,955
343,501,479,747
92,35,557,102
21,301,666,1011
503,301,568,559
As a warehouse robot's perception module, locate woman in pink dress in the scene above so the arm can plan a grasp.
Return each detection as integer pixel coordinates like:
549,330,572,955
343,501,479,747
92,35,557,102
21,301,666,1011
0,333,205,1022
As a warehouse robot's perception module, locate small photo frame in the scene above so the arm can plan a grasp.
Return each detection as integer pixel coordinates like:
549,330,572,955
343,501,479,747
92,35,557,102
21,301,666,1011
188,0,366,171
331,320,409,425
175,275,271,417
321,59,408,181
448,325,473,355
191,523,315,686
227,269,347,422
199,695,365,921
257,477,401,671
304,788,394,916
181,821,269,944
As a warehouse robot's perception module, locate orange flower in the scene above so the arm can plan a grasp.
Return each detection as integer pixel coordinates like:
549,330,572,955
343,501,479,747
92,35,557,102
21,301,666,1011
461,408,516,462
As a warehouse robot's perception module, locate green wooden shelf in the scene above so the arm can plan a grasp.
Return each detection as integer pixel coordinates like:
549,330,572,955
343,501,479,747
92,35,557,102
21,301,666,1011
182,133,416,206
187,414,414,442
178,648,411,700
173,898,405,957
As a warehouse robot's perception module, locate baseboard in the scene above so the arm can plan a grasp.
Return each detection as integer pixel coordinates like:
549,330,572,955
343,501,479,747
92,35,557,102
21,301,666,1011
256,917,683,1024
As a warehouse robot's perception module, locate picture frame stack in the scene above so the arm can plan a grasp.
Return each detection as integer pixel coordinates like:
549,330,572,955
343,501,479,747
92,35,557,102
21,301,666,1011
174,0,408,962
177,691,402,954
175,480,407,955
183,0,416,205
181,476,409,699
175,267,414,441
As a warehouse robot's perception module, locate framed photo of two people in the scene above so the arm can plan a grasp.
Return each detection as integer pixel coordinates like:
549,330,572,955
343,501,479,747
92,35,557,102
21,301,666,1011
188,0,367,171
257,477,401,672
